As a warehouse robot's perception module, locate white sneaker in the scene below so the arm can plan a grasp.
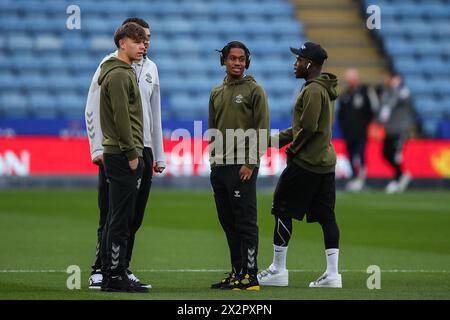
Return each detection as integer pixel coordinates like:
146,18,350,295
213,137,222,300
88,271,102,289
346,178,365,192
309,273,342,288
257,266,288,287
397,173,412,192
385,180,399,194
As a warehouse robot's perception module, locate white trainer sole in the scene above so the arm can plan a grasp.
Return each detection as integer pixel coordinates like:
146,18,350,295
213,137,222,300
258,270,289,287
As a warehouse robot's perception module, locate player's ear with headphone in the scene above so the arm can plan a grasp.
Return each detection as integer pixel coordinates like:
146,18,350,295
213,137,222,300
218,41,251,69
307,61,311,70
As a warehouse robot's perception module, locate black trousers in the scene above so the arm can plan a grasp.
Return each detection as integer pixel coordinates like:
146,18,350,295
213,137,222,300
210,165,259,275
91,162,109,270
344,138,367,178
93,148,153,272
383,134,403,180
101,153,143,275
127,147,154,266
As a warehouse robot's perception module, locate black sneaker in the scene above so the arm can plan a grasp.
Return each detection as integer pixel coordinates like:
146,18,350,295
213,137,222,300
225,273,260,291
126,269,152,289
100,271,109,290
211,272,237,289
101,272,149,293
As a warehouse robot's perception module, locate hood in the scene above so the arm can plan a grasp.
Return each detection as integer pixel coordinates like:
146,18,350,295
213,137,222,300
307,72,339,101
98,57,133,85
223,75,257,86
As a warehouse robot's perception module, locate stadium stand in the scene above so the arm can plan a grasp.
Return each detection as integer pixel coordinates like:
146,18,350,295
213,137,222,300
0,0,449,138
361,0,450,137
0,0,304,123
291,0,389,85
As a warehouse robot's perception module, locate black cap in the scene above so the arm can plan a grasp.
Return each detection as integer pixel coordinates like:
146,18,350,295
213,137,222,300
290,42,328,65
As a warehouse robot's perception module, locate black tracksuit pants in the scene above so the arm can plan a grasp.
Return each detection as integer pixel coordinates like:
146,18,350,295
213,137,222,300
210,165,259,275
92,147,153,272
383,134,404,180
344,138,367,178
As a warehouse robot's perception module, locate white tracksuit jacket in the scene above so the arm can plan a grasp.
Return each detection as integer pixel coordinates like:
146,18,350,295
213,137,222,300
84,51,165,167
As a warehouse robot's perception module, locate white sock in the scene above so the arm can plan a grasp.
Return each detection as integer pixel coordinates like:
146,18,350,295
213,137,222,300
325,248,339,276
271,245,288,271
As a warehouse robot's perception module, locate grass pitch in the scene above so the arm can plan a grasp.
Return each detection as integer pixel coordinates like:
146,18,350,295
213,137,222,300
0,189,449,300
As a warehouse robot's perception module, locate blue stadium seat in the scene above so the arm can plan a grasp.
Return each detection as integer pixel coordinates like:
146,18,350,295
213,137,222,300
421,59,450,76
34,35,63,51
56,93,85,118
0,73,20,91
384,39,412,56
62,35,91,52
170,93,196,117
171,37,200,54
41,55,68,72
0,17,26,32
422,118,442,137
0,93,29,118
269,96,295,118
0,54,8,70
406,79,433,95
0,0,307,122
90,36,114,52
271,20,303,36
29,93,57,118
433,22,450,38
19,73,49,92
431,81,450,96
6,34,33,50
47,75,77,92
262,77,298,96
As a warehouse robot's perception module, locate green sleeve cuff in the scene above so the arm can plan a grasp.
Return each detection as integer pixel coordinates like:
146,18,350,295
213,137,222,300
125,149,139,161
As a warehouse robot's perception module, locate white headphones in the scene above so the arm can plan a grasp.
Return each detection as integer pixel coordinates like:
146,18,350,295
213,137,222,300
307,62,311,69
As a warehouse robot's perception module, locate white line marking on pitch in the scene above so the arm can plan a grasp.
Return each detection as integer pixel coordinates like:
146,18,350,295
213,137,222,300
0,269,448,273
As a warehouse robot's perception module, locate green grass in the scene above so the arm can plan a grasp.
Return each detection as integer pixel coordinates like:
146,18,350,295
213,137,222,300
0,190,449,300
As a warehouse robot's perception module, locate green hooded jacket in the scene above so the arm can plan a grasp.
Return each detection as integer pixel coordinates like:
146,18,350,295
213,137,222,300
98,57,143,160
276,72,339,174
208,75,270,169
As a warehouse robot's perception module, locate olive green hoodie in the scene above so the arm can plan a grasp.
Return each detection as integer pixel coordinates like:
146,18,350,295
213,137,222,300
98,57,143,160
208,75,270,169
276,72,339,174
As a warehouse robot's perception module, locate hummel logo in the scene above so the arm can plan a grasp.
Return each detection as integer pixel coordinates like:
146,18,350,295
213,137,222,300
86,112,95,139
234,190,241,198
111,244,120,269
247,248,256,268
